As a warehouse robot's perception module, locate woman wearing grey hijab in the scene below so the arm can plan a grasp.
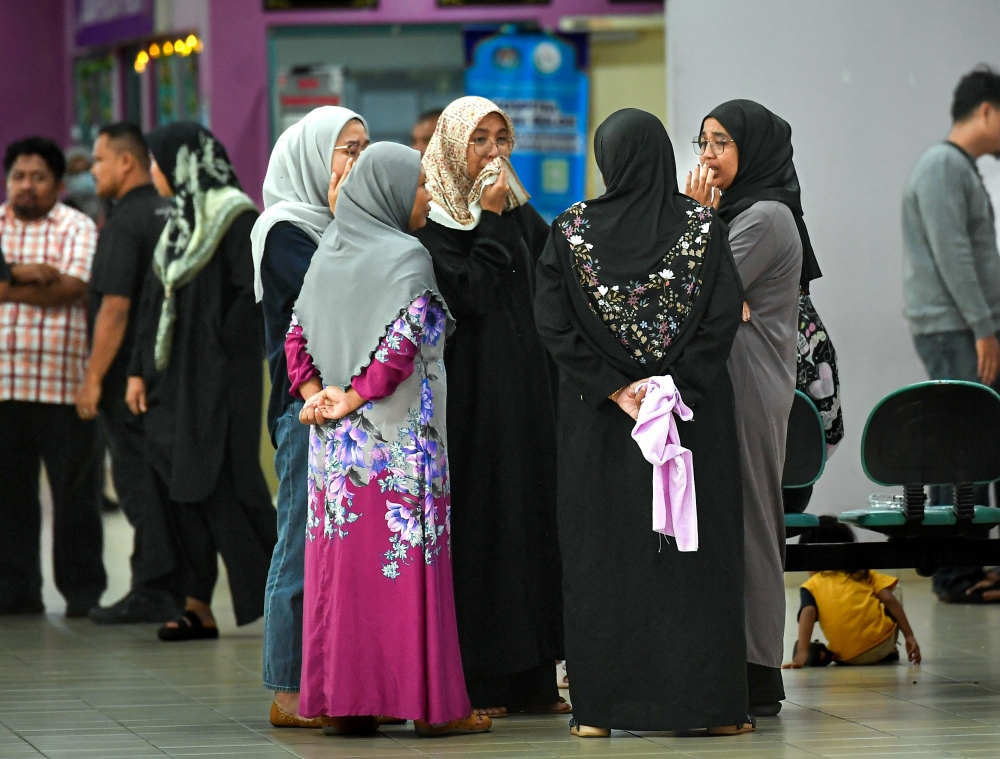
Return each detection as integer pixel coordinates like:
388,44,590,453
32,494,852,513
287,142,491,738
249,106,368,728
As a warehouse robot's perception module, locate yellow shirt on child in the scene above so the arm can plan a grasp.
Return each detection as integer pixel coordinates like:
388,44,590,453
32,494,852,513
801,571,898,661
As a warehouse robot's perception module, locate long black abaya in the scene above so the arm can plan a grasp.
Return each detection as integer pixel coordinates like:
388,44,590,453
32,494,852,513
534,109,747,730
130,210,277,626
414,204,563,709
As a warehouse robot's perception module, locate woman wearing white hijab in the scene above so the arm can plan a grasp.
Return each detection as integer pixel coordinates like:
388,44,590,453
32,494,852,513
249,106,369,728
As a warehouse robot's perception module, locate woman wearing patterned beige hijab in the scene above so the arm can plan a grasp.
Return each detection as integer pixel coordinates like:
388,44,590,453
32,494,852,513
414,96,567,718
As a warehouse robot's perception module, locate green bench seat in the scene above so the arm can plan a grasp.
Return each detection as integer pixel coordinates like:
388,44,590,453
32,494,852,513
838,505,1000,529
785,513,819,529
785,512,819,538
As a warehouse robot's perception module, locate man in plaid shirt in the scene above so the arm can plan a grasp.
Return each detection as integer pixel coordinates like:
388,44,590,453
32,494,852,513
0,137,107,617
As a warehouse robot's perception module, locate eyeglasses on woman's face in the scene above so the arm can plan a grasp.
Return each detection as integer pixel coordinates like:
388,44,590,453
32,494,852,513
692,137,734,156
468,136,514,158
334,140,370,158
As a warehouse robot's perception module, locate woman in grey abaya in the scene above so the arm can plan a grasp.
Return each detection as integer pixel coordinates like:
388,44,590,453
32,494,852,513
687,100,818,714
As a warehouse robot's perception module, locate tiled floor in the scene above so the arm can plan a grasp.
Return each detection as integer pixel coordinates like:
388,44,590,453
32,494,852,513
2,511,1000,758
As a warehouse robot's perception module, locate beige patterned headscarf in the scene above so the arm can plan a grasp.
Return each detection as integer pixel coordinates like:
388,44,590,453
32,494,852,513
422,96,530,230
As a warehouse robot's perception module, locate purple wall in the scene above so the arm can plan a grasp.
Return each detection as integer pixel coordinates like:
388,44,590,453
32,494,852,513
209,0,661,205
0,1,69,201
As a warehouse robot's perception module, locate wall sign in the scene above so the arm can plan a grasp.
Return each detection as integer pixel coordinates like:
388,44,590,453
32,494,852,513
75,0,154,48
439,1,548,5
264,0,378,9
466,30,588,221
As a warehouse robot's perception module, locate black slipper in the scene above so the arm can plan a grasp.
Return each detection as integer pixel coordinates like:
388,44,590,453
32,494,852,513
157,610,219,641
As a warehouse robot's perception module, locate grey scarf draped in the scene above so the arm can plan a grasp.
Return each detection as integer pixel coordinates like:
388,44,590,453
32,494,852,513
294,142,452,389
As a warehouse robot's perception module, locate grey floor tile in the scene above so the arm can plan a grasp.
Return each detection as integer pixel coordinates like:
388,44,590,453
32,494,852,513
6,513,1000,759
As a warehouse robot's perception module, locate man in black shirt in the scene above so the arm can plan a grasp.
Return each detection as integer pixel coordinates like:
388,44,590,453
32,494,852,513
80,123,180,623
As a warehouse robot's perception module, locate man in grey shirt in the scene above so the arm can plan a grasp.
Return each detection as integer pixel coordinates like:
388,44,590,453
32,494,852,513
903,67,1000,602
904,66,1000,391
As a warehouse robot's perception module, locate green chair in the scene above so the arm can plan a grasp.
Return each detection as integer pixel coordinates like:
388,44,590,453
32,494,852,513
783,390,825,537
838,380,1000,538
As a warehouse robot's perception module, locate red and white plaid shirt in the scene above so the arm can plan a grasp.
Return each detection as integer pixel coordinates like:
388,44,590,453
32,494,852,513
0,202,97,404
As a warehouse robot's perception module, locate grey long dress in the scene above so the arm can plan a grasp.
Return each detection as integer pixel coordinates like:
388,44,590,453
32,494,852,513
726,200,802,673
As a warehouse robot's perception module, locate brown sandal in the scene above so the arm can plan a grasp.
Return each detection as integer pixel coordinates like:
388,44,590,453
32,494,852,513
415,713,491,737
706,716,756,736
269,701,323,729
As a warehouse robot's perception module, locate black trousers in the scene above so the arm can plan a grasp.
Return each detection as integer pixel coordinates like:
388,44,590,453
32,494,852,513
0,400,107,609
99,375,178,594
150,463,275,626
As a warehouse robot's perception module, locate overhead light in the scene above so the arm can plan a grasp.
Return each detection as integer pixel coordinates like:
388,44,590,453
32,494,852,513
163,40,174,55
149,42,160,57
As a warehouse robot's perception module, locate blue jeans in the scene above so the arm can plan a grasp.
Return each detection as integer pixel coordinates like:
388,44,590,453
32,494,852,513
262,400,309,692
912,330,998,505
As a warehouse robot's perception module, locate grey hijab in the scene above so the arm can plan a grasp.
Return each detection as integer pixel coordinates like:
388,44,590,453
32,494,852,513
294,142,452,388
250,106,367,302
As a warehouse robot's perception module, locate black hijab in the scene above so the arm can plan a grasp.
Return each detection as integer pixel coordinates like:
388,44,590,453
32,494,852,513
589,108,689,278
702,99,821,291
546,108,729,378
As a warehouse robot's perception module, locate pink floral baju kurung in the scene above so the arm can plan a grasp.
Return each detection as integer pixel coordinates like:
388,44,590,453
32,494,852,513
287,293,471,723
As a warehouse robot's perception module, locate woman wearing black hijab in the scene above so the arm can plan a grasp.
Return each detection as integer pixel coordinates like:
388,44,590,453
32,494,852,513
127,123,277,640
535,109,750,736
686,99,809,714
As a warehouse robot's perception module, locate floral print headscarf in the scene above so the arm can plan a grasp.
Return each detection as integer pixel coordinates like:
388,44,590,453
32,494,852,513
422,96,529,230
146,122,257,370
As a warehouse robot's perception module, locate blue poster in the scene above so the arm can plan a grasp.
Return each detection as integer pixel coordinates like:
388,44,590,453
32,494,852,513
466,32,588,222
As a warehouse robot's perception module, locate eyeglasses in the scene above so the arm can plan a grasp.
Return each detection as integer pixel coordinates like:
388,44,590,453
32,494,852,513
334,141,370,158
469,136,514,157
692,137,734,156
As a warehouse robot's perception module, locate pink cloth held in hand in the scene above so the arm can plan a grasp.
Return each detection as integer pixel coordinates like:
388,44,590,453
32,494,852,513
629,375,698,552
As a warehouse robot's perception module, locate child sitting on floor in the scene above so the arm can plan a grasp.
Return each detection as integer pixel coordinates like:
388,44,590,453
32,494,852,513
783,516,921,668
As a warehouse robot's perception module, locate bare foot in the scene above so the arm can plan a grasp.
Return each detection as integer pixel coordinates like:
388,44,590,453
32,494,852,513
274,691,301,717
473,707,507,717
523,698,572,714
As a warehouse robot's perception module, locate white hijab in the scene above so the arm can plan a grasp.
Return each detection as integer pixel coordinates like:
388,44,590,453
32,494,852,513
250,106,367,302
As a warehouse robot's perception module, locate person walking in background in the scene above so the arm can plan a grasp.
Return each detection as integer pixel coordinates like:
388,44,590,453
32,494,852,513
290,142,490,737
415,96,566,718
82,123,181,625
0,137,107,617
535,109,750,737
686,100,812,716
250,106,368,728
902,66,1000,602
127,123,276,640
411,108,442,157
905,66,1000,391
